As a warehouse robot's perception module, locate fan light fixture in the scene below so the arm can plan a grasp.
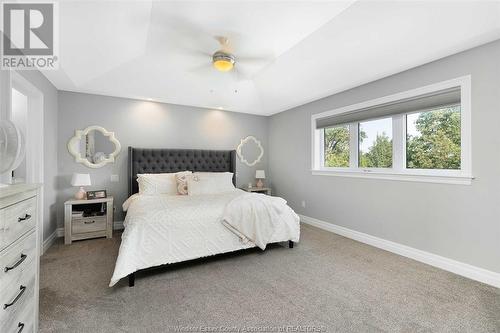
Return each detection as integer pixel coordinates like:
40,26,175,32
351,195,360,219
212,51,235,72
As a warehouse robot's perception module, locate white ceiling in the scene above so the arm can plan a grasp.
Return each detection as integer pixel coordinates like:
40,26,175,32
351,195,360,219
43,1,500,116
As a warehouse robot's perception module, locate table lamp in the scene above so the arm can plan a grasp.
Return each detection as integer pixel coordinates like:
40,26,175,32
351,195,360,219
71,173,91,199
255,170,265,188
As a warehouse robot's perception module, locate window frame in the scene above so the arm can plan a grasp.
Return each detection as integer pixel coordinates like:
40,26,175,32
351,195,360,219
311,76,472,185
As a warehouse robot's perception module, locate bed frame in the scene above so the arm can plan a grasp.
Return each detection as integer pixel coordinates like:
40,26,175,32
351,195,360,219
126,147,293,287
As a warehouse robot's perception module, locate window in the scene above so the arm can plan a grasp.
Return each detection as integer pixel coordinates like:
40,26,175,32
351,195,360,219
359,117,392,168
312,76,471,184
406,106,461,170
324,125,349,167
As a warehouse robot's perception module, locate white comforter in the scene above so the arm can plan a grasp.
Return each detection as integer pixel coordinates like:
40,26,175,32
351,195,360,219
109,189,299,287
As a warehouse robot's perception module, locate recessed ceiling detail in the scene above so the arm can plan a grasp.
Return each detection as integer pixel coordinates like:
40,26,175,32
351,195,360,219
42,1,500,115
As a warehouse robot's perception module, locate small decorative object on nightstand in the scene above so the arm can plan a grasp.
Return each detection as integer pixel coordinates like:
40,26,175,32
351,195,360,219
255,170,265,188
86,189,107,200
241,187,272,195
71,173,91,199
64,196,113,244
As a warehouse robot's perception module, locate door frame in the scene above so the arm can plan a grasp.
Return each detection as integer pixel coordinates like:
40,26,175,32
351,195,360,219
12,71,44,187
2,70,45,253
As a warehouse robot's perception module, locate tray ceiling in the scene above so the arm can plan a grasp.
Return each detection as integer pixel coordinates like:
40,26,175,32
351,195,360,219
42,1,500,115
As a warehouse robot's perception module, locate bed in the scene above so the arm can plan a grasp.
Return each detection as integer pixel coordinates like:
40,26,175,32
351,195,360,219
109,147,300,287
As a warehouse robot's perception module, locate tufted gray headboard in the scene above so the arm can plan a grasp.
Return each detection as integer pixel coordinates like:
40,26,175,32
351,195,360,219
128,147,237,196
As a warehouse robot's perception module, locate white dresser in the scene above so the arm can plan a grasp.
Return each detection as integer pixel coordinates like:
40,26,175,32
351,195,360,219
0,184,40,333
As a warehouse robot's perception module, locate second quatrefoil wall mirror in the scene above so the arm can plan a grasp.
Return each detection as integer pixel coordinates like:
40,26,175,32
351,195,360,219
236,136,264,167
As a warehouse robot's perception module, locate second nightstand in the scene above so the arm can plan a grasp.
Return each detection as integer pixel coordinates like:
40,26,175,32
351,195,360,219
64,196,113,244
240,187,272,195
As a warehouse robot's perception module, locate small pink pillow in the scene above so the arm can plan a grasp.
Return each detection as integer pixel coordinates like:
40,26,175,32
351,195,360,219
175,171,192,195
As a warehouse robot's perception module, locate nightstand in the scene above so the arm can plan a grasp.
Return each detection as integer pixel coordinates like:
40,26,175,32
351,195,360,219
64,196,113,244
240,187,272,195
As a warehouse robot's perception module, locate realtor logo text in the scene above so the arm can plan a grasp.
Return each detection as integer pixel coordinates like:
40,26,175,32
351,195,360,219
1,2,59,69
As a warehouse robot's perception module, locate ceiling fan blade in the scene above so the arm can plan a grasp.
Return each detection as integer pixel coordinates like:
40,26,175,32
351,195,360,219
214,36,233,53
175,48,212,64
187,63,214,74
188,64,208,72
185,48,212,58
148,8,218,57
238,55,274,64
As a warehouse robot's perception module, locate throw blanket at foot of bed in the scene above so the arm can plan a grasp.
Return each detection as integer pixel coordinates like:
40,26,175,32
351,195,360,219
222,193,299,250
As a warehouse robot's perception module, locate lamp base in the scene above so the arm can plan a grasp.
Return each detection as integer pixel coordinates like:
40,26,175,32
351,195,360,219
75,187,87,200
256,179,264,188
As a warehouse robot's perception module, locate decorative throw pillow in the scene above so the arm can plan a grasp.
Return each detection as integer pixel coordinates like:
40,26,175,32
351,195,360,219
175,171,192,195
137,173,177,195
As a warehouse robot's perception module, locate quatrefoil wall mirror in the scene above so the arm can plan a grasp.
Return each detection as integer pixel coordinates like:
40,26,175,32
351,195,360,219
67,126,121,168
237,136,264,167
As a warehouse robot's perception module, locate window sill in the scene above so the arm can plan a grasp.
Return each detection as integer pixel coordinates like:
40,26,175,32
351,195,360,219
311,169,473,185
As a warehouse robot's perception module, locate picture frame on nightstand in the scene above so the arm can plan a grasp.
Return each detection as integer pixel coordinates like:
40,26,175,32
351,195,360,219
87,189,107,200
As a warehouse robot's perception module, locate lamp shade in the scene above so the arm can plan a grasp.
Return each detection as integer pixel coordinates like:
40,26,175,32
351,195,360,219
255,170,266,179
71,173,91,187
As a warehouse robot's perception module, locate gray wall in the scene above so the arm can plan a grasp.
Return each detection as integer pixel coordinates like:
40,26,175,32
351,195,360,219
57,92,269,224
269,40,500,273
18,70,59,242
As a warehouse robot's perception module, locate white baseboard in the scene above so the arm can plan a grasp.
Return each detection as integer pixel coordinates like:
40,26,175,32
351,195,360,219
43,222,124,253
299,214,500,288
42,230,58,254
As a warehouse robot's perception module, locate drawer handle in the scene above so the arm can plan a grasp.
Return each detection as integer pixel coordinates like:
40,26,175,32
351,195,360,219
3,285,26,310
18,214,31,222
4,254,27,272
17,322,25,333
84,220,95,224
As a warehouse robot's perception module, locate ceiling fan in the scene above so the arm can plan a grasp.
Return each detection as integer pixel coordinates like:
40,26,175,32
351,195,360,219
189,36,272,80
212,37,236,72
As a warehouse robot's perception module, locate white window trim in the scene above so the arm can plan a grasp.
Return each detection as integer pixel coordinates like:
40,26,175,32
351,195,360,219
311,76,472,185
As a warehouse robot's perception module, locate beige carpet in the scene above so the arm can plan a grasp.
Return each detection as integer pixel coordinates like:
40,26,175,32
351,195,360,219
40,224,500,332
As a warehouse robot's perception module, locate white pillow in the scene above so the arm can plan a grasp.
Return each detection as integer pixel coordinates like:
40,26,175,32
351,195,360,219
137,173,177,195
187,176,218,196
196,172,235,192
188,172,235,195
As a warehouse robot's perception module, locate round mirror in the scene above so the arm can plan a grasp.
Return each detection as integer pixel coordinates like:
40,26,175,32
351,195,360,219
68,126,121,168
237,136,264,167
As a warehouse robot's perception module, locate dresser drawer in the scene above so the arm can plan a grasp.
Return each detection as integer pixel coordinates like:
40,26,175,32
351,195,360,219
0,197,37,252
72,216,106,234
0,231,37,290
0,261,35,325
0,301,34,333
